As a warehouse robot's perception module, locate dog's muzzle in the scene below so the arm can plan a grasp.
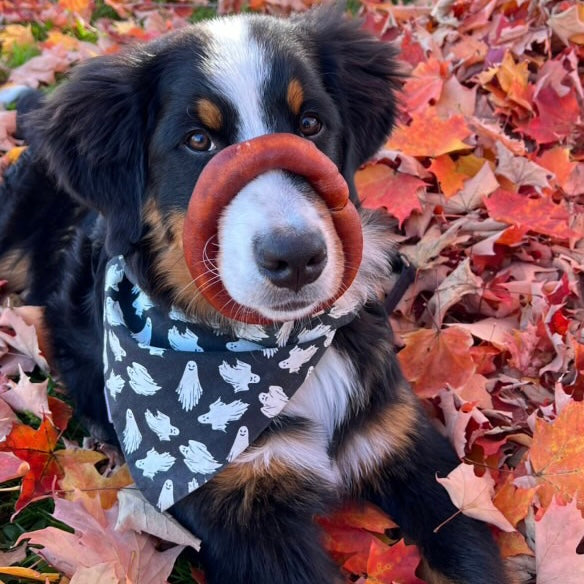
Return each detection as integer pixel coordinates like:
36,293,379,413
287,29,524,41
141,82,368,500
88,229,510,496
182,133,363,324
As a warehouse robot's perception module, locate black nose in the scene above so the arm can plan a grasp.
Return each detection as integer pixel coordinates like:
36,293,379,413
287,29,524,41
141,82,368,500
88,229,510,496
254,230,328,292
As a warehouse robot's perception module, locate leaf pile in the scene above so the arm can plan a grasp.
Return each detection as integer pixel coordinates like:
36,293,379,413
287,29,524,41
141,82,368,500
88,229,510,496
1,0,584,582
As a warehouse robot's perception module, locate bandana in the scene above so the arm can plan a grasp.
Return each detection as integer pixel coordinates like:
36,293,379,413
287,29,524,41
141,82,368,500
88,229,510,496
102,257,358,511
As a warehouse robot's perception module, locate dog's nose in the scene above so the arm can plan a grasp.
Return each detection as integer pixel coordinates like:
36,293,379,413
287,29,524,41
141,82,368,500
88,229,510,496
254,230,327,292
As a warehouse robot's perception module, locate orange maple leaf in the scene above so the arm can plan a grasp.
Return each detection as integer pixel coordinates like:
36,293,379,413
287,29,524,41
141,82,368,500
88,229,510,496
528,401,584,511
398,327,475,398
0,419,105,512
60,462,133,509
366,538,424,584
385,109,472,158
355,164,425,226
485,188,578,240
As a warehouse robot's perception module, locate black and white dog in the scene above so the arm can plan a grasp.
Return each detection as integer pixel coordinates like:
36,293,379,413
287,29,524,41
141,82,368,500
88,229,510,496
0,8,508,583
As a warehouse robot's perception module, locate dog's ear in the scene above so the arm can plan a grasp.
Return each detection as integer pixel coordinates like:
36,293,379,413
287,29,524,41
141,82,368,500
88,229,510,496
298,8,401,199
25,53,156,255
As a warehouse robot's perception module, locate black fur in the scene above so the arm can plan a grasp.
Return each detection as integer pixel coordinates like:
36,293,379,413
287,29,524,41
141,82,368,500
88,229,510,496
0,9,507,584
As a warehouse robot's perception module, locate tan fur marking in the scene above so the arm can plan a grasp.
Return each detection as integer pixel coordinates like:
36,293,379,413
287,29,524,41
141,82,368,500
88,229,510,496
0,250,31,293
142,199,218,322
287,79,304,115
197,99,223,131
336,395,419,489
207,459,310,521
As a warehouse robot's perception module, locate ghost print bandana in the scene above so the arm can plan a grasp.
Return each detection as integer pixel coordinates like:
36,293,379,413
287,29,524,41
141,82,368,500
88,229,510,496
102,256,358,511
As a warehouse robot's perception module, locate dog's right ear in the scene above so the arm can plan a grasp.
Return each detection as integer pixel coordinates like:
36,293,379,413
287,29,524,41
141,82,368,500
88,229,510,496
25,53,156,256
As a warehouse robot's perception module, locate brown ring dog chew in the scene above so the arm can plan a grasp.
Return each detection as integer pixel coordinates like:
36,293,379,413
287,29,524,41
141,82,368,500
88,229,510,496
182,133,364,324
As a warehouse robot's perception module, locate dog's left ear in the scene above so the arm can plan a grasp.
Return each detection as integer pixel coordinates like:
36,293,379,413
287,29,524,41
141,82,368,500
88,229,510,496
298,8,401,200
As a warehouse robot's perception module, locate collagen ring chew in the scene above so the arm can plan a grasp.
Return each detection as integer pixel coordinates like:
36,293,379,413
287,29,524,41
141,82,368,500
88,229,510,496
183,133,363,324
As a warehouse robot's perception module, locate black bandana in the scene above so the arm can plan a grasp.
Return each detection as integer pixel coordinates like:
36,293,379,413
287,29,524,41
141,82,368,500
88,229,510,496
102,257,357,511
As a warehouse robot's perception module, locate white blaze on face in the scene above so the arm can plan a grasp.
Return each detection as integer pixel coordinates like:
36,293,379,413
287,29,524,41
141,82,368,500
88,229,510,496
203,17,270,141
204,17,344,321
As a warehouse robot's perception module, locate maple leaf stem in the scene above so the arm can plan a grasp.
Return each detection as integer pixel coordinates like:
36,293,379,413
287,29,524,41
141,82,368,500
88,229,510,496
433,509,462,533
0,486,21,492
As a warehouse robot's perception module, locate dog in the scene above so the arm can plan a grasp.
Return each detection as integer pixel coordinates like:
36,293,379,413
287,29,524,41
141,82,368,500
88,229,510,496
0,7,508,584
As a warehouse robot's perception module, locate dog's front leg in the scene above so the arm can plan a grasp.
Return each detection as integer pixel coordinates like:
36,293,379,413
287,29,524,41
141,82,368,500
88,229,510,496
335,395,508,584
170,423,342,584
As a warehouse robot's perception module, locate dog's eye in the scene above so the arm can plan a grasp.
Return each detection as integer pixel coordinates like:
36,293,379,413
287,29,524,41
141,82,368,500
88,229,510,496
299,114,322,137
185,130,215,152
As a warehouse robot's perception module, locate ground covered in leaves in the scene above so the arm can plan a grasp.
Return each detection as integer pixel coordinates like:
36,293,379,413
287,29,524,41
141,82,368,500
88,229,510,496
1,0,584,583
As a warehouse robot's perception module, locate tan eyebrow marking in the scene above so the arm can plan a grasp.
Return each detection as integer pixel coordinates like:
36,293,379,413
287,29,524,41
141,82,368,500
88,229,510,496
197,98,223,131
287,79,304,115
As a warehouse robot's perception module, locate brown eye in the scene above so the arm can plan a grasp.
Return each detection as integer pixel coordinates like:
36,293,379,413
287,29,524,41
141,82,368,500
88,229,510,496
185,130,215,152
299,114,322,137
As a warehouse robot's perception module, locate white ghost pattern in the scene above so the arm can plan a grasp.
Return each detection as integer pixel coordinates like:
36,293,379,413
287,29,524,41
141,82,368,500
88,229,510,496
127,362,161,395
108,330,126,362
218,360,260,393
138,342,166,357
233,323,268,341
297,323,332,344
131,317,152,345
123,409,142,454
179,440,221,474
105,297,125,327
145,409,179,441
226,339,263,352
197,398,249,431
135,448,176,479
176,360,203,411
226,426,249,462
102,331,109,374
324,330,335,347
106,370,125,399
157,479,174,511
168,326,204,352
132,290,154,318
105,262,124,292
187,478,199,493
278,345,319,374
259,386,289,418
169,306,189,322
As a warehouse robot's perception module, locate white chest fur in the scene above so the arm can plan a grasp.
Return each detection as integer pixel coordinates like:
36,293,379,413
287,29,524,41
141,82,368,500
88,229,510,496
284,346,358,441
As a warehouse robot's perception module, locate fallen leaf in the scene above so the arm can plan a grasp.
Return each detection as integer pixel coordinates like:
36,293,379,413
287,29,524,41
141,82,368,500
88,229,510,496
60,463,133,510
398,327,476,398
18,497,184,584
485,188,577,240
356,164,425,226
116,488,201,550
528,401,584,510
0,419,105,512
0,308,48,374
386,109,473,157
549,4,584,46
367,538,424,584
436,463,515,532
535,498,584,583
0,451,29,484
1,365,50,420
426,258,483,326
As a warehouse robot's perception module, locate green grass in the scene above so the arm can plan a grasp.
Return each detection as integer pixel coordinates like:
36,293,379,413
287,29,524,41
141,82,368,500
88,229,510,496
3,44,41,68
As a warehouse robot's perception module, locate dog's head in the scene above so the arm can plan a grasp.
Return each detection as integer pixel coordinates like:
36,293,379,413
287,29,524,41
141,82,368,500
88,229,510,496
27,8,399,324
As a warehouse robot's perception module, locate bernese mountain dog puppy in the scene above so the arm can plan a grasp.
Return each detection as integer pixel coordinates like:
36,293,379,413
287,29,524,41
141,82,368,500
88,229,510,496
0,7,508,584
